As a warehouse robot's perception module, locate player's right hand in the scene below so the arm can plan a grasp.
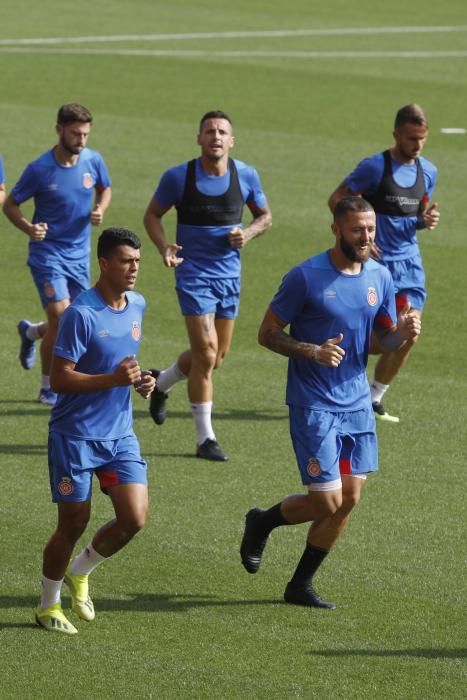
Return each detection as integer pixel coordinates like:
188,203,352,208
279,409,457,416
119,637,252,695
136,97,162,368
114,355,142,386
28,222,48,241
163,244,184,268
313,333,345,367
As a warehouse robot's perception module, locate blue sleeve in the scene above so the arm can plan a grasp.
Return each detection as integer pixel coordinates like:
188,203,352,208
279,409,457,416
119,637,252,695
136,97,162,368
94,154,111,189
54,306,91,363
421,158,438,198
154,165,186,209
374,273,397,331
0,155,4,185
345,153,385,195
270,266,307,326
241,165,268,209
11,162,38,204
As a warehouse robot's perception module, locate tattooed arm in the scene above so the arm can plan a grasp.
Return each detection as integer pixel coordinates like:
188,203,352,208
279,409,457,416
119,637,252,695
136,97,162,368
258,308,345,368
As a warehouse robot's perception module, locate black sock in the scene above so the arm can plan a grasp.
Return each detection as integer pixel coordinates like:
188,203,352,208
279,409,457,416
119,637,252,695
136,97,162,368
258,502,289,535
289,544,330,587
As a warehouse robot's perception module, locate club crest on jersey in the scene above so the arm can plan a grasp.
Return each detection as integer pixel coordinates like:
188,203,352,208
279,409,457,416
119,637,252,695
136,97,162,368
307,457,321,478
367,287,378,307
43,281,55,299
82,172,94,189
58,477,73,496
131,321,141,341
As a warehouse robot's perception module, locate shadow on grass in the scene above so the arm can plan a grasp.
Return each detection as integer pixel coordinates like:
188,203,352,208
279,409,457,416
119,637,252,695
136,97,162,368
0,622,37,630
133,407,287,421
0,592,281,622
0,401,287,422
0,444,47,454
308,648,467,660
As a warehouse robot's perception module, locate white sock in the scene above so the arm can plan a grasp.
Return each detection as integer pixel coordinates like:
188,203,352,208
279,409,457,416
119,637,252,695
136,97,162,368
157,361,186,393
40,575,63,609
370,379,390,404
41,375,51,390
26,322,44,341
71,543,107,576
190,401,215,445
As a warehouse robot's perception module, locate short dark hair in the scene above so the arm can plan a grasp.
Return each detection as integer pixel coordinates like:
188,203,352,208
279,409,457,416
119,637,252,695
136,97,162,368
394,104,428,130
97,227,141,259
333,196,374,223
199,110,233,131
57,103,93,125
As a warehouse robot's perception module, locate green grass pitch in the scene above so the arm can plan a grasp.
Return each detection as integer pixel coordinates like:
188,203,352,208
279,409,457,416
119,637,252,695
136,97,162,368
0,1,466,698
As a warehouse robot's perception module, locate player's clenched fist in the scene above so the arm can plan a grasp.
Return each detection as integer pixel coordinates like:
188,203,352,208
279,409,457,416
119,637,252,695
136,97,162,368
114,355,142,386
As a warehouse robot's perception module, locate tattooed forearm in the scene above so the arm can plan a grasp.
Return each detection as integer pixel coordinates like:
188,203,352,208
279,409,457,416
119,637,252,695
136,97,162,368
259,326,316,360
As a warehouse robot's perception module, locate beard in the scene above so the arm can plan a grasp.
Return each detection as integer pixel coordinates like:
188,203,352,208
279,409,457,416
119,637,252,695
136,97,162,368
339,235,371,263
59,136,82,155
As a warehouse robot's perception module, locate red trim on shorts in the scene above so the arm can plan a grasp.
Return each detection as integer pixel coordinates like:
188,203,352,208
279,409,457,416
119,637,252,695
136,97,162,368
339,458,352,475
396,293,409,314
97,470,119,489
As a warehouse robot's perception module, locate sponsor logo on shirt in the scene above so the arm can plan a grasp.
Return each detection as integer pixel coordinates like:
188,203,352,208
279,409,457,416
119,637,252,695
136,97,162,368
132,321,141,341
367,287,378,306
98,329,110,337
47,183,58,191
385,195,420,207
58,477,74,496
307,457,321,478
82,172,94,189
325,290,337,298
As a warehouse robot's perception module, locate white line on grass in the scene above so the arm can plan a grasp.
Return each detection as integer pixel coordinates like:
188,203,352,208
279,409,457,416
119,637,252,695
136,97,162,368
1,25,467,46
1,48,467,58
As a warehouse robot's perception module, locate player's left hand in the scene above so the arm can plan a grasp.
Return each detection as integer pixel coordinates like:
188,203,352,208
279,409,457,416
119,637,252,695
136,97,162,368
134,370,156,399
91,204,104,226
228,227,247,248
397,303,421,340
421,202,440,230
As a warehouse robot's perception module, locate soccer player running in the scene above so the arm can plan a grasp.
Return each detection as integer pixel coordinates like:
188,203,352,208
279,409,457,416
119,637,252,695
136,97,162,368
144,110,272,461
35,227,155,635
240,197,421,609
328,103,439,422
3,103,112,406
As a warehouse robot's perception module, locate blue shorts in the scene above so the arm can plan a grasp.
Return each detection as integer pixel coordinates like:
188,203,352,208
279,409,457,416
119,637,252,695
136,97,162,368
48,431,148,502
29,260,89,308
175,276,240,318
289,406,378,490
383,256,426,310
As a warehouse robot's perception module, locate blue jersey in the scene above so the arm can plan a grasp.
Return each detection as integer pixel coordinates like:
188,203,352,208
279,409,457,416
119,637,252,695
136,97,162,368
154,157,267,279
49,287,145,440
11,147,111,266
270,252,397,411
0,154,4,185
346,152,437,261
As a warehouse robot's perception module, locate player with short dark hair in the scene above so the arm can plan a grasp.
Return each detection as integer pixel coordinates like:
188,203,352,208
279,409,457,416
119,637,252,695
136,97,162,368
328,103,439,422
35,227,155,635
3,103,112,406
144,109,272,460
240,197,421,608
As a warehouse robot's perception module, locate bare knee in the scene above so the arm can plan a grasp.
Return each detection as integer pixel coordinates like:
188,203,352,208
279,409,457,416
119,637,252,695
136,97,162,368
192,342,217,371
307,491,342,520
118,511,147,541
57,513,90,544
214,346,230,370
340,490,361,513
